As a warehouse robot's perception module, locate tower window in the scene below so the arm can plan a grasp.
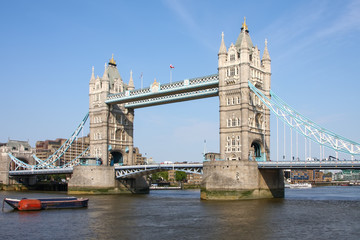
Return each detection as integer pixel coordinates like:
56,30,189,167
230,54,235,61
230,68,235,76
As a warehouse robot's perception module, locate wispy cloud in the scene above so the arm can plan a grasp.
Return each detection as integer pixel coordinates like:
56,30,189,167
315,0,360,38
162,0,216,51
265,0,360,60
163,0,197,31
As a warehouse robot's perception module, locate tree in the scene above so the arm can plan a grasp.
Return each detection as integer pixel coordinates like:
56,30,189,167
151,171,169,181
175,171,187,182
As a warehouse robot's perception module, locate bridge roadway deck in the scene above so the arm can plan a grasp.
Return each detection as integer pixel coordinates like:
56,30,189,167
8,161,360,177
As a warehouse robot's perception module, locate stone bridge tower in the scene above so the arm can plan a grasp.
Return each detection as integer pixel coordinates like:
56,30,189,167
218,18,271,162
89,55,135,166
202,19,283,200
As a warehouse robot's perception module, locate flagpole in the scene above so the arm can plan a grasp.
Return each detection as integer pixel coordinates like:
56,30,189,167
170,68,172,84
140,73,143,89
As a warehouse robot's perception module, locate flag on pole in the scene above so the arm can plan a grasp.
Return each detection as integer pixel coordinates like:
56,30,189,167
140,72,143,89
170,64,175,69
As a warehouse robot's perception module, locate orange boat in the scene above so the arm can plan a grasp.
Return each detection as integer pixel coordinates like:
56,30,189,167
3,197,89,211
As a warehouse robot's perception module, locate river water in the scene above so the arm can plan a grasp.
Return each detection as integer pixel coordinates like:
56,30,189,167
1,187,360,240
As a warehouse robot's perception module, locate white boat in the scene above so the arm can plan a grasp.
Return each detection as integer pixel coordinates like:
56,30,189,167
289,183,312,189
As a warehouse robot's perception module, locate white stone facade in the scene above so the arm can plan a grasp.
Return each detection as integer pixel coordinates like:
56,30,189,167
89,57,135,166
218,21,271,161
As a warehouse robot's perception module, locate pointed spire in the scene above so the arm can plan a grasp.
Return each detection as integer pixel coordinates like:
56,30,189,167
90,66,95,82
102,63,109,80
109,53,117,66
240,30,248,50
235,17,253,50
262,38,271,60
218,32,227,54
242,16,248,32
128,70,134,90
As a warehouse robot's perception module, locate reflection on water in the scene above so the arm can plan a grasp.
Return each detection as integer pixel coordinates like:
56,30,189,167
1,187,360,239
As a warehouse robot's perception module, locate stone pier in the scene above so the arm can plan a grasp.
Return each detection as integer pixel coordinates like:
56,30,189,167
201,160,284,200
68,166,149,194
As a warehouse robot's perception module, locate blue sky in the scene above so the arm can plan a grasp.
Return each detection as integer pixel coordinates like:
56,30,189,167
1,0,359,162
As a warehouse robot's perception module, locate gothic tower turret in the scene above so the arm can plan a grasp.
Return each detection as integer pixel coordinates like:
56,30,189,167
218,18,271,162
89,55,135,166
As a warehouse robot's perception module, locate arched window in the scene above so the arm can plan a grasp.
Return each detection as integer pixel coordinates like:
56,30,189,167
116,129,121,140
255,113,262,128
251,142,261,157
122,131,126,141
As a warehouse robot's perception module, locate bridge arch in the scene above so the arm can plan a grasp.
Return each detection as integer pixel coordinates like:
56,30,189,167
251,140,264,161
110,150,123,166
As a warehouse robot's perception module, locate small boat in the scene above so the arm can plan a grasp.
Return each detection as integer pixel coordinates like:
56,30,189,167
289,183,312,189
3,197,89,211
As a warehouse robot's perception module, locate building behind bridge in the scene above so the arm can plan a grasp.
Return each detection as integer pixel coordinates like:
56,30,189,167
290,169,331,183
333,170,360,181
35,136,90,166
0,140,35,185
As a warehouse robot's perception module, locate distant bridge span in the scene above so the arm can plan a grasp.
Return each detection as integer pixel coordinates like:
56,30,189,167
8,161,360,178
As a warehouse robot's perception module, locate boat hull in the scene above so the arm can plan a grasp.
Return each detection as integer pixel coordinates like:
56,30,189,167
289,183,312,189
3,197,89,210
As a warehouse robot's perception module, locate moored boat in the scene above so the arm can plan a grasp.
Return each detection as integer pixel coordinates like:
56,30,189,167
3,197,89,211
289,183,312,189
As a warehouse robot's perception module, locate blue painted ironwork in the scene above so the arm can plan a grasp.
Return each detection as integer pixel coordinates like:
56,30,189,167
125,88,218,108
8,160,360,177
114,163,203,178
9,168,74,176
248,81,360,156
258,160,360,169
105,74,219,108
9,113,89,170
63,147,90,168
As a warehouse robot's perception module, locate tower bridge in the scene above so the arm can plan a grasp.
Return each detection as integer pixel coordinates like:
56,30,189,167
3,19,360,199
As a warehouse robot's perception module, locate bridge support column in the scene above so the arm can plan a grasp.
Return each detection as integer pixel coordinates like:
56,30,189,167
68,166,118,194
117,176,149,194
68,165,149,194
201,161,284,200
0,152,10,185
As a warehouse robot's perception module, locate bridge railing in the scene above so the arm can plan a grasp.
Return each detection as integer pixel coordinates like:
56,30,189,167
114,163,203,178
106,74,219,103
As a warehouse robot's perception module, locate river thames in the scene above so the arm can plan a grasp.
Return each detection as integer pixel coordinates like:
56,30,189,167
1,186,360,239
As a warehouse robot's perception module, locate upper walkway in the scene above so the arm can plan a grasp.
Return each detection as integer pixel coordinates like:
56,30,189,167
105,74,219,108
